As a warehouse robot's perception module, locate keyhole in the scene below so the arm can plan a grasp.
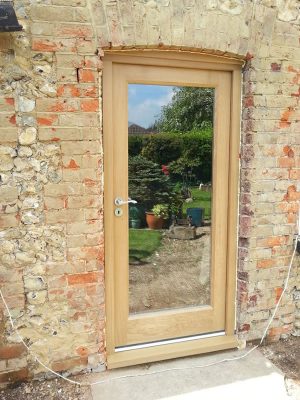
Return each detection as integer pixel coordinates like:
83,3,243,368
115,208,123,217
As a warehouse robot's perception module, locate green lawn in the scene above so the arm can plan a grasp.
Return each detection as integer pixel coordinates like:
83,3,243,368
128,188,210,263
182,187,211,219
129,229,162,263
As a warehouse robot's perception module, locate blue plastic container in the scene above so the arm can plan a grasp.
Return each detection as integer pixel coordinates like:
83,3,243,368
186,207,204,227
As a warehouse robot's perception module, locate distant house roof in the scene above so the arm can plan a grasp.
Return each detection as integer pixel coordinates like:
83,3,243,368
128,122,147,135
128,121,158,135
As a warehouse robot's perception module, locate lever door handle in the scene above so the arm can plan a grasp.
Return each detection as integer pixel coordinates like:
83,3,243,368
114,197,137,206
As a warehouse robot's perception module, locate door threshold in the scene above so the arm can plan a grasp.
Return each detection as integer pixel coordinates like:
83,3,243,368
108,334,238,369
116,331,225,352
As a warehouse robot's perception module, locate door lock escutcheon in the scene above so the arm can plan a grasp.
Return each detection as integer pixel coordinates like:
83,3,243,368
114,208,123,217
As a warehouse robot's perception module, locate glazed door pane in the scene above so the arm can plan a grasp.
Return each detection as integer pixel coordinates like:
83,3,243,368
128,84,214,315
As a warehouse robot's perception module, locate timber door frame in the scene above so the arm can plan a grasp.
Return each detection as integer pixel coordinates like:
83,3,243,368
103,50,243,369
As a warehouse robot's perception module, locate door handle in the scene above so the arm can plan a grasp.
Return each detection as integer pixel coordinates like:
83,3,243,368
114,197,137,206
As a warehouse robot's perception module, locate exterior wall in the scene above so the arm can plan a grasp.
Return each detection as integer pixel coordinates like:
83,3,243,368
0,0,299,384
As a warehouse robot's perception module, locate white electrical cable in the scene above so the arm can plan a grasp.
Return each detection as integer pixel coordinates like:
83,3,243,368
2,0,297,390
0,229,298,387
89,230,300,386
0,288,82,386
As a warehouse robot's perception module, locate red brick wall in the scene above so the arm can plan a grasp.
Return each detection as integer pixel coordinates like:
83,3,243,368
0,0,299,385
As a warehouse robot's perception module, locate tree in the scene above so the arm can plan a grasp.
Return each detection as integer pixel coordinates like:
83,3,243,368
128,156,184,218
128,156,173,210
155,87,214,132
168,131,212,183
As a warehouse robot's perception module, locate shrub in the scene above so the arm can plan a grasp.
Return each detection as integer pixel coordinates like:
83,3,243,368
128,128,213,183
152,204,169,218
128,155,174,210
128,135,145,156
141,134,182,165
169,130,212,183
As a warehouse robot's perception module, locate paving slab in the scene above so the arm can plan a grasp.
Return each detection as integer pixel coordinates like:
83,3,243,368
89,348,291,400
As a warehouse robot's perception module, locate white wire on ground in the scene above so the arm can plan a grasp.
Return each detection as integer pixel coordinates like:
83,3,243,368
1,0,296,389
0,231,299,387
0,289,82,386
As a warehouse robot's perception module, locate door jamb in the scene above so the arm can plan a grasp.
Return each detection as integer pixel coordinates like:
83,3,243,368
103,50,243,368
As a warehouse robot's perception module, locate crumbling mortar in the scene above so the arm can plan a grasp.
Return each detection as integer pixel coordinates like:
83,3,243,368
1,0,300,384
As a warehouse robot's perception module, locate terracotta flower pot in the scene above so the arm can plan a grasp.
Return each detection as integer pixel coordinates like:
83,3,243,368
145,212,164,229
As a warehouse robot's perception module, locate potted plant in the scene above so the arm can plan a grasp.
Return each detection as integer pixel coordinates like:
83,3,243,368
146,204,169,230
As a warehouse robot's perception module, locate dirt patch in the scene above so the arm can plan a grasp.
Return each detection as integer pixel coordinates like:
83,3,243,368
129,226,211,314
260,337,300,381
260,337,300,398
0,378,92,400
1,338,299,399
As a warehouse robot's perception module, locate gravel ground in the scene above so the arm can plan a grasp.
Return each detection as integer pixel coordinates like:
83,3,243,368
260,336,300,399
0,377,92,400
260,336,300,380
129,227,211,314
1,338,300,399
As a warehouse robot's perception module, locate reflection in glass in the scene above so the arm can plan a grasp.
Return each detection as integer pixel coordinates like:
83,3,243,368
128,84,214,314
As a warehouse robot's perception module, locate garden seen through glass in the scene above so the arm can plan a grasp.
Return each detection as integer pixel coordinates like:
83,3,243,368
128,84,214,315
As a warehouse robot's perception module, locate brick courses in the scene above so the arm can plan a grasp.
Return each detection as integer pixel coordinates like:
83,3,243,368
0,0,299,385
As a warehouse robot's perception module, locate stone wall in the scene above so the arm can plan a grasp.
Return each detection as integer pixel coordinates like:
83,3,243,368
0,0,299,385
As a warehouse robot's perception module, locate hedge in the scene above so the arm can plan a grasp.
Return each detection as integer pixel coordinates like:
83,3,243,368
128,129,212,183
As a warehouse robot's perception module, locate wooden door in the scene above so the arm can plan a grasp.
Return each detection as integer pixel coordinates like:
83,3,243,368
104,52,242,368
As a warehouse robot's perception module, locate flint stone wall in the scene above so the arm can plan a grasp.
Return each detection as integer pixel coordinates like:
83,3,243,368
0,0,299,384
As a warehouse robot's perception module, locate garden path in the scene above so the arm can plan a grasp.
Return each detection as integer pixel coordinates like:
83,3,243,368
129,227,211,314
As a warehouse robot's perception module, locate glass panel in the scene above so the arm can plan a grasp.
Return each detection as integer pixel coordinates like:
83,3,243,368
128,84,214,314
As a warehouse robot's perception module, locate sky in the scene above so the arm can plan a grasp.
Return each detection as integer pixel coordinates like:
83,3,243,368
128,84,175,128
